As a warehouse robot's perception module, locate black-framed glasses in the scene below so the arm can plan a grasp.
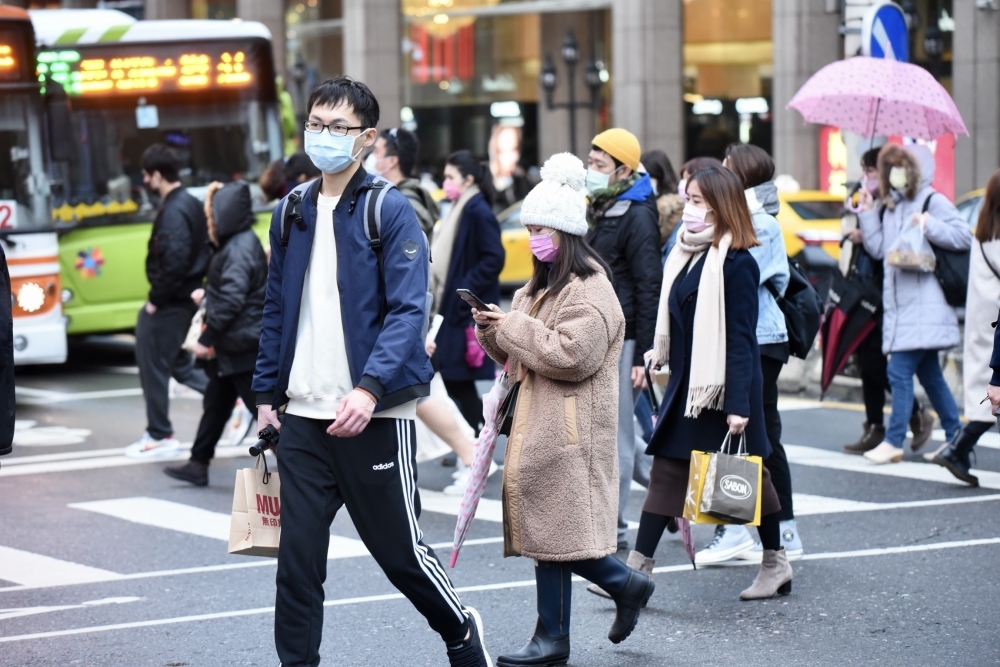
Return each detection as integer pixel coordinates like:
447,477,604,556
304,120,366,136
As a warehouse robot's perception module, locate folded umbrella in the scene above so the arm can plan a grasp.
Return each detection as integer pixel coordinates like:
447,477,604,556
787,56,968,140
820,263,881,394
450,370,512,567
676,517,696,570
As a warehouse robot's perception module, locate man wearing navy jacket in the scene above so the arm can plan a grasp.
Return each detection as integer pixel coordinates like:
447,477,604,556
253,77,491,667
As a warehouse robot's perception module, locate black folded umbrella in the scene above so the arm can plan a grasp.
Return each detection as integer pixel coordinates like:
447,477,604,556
820,267,881,395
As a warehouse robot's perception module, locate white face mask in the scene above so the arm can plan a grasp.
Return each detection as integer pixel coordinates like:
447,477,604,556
363,152,382,176
889,166,908,191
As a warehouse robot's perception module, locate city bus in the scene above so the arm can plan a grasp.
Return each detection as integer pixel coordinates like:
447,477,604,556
30,9,282,335
1,6,67,365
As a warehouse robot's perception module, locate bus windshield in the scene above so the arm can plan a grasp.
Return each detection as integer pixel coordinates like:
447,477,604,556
39,34,280,226
0,18,49,231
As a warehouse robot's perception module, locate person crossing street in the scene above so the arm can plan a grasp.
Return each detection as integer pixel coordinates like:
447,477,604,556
253,77,491,667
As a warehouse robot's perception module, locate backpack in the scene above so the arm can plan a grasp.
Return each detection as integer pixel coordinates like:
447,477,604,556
879,194,970,308
279,177,433,338
765,259,822,359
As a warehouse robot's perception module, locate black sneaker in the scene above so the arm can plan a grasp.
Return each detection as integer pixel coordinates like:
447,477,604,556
446,606,493,667
164,460,208,486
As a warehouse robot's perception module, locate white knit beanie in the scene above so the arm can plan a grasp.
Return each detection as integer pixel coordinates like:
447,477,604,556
519,152,588,236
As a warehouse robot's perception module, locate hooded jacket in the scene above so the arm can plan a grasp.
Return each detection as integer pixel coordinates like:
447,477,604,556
199,182,268,377
145,186,211,309
746,182,789,346
858,144,972,353
253,167,434,411
585,173,663,366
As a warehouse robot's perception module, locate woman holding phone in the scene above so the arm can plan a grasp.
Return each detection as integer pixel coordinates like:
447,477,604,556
472,153,653,667
632,165,791,601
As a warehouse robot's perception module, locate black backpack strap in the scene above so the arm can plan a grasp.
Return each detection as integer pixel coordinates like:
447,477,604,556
764,278,781,301
922,192,937,214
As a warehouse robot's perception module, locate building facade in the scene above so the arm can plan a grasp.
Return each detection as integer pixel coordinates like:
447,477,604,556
14,0,993,194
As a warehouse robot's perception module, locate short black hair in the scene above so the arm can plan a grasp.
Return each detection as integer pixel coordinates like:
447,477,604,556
286,151,320,182
380,127,419,177
306,76,379,130
591,144,623,170
140,143,180,183
861,147,881,171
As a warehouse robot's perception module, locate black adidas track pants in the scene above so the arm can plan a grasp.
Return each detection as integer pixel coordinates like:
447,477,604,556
274,415,468,667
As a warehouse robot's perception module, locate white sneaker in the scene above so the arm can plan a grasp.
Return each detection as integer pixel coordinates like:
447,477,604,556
694,524,755,566
735,520,804,562
124,432,183,460
922,439,949,463
451,458,468,480
444,461,498,495
863,441,904,464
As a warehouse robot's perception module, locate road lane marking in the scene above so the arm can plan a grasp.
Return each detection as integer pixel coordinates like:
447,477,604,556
1,537,997,643
785,444,1000,490
793,492,1000,515
69,497,369,560
0,444,253,476
0,597,140,621
0,537,508,594
15,387,145,404
419,489,503,522
0,546,122,587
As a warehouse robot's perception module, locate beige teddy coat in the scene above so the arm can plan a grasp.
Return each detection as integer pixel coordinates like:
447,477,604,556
477,270,625,562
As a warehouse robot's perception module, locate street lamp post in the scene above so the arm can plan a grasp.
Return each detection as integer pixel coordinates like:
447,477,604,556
540,29,604,156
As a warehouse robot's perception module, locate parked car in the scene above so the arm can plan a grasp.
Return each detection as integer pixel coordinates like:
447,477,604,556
496,201,532,289
957,188,984,231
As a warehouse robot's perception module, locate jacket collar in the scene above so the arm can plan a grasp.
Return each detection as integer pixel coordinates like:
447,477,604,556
305,165,372,212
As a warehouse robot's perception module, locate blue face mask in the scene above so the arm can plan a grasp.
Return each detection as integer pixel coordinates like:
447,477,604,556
304,129,368,174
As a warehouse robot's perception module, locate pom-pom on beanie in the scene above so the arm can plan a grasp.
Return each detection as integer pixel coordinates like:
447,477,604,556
519,152,589,237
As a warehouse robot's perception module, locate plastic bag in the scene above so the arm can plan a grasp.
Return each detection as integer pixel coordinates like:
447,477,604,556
886,218,936,272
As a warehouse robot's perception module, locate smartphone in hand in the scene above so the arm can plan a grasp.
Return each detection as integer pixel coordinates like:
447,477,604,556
456,289,491,312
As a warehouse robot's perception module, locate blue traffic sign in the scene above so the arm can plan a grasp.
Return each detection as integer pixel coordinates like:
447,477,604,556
861,1,909,63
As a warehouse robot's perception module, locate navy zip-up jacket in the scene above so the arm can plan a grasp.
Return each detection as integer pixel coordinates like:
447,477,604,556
253,166,433,411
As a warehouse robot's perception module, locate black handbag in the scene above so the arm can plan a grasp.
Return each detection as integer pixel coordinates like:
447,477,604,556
765,259,822,359
497,378,520,437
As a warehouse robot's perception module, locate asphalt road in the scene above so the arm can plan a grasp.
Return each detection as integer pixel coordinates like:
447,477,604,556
2,336,999,667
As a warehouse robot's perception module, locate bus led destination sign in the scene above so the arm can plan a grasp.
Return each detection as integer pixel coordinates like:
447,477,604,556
38,44,256,96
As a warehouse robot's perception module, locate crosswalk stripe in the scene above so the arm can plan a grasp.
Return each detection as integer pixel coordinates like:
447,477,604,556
785,444,1000,490
0,546,121,587
1,536,997,644
0,446,258,477
68,497,369,560
418,489,503,522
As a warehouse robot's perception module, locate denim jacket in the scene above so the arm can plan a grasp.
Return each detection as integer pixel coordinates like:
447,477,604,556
746,182,789,345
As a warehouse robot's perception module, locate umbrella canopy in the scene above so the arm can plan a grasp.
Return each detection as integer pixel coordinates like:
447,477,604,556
820,269,881,394
787,56,968,140
450,371,512,568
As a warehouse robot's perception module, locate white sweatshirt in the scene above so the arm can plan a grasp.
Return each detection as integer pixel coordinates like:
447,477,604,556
286,193,416,420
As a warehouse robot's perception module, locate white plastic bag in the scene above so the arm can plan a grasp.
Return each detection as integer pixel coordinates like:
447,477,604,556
887,217,936,272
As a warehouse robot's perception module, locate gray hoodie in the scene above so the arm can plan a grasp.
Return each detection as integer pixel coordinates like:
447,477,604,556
858,144,972,353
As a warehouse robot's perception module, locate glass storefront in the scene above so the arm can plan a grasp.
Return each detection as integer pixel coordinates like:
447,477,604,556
683,0,773,161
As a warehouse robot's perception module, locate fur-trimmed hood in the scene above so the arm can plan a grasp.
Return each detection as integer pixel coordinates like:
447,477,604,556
878,144,935,210
656,193,685,245
204,180,254,247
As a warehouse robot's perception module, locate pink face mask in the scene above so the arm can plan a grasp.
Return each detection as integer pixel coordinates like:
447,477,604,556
443,180,463,202
529,233,560,262
864,176,880,196
681,203,712,233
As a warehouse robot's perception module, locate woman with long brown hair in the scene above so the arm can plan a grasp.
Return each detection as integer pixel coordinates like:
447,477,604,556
631,165,792,600
932,169,1000,485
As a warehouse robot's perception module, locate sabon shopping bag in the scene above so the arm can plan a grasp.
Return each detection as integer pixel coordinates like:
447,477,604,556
228,455,281,557
699,432,763,526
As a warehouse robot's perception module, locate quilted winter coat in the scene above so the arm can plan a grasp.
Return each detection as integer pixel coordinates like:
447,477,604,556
477,268,625,562
857,144,972,354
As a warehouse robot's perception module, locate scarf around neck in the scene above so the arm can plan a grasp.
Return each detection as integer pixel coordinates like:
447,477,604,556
652,225,733,417
587,172,638,222
430,184,479,314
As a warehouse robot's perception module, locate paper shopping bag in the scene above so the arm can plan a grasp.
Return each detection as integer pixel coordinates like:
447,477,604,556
699,433,762,526
682,450,724,525
228,456,281,557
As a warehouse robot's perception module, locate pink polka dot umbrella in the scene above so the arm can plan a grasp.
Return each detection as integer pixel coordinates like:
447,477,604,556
787,56,968,140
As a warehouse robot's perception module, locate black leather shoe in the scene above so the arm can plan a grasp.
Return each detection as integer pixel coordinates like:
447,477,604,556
164,460,208,487
608,569,654,644
933,429,979,487
496,619,569,667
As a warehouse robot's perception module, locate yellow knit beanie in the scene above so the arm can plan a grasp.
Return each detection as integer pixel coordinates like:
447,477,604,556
591,128,641,172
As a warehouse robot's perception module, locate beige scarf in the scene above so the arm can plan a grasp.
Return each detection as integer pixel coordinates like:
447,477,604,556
430,184,480,314
651,226,733,417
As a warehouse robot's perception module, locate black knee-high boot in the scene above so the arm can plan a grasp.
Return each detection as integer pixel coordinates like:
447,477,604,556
496,561,571,667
